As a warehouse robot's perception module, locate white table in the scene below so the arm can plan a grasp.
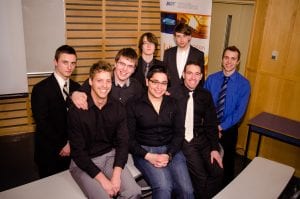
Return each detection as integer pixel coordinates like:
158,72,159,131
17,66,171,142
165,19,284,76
213,157,295,199
0,170,86,199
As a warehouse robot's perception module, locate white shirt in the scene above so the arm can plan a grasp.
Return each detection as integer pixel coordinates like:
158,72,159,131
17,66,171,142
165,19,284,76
54,72,69,97
176,45,190,78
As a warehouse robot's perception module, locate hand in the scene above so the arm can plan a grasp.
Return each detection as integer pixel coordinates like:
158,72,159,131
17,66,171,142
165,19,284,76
111,167,122,194
165,91,171,96
95,172,116,198
71,91,88,110
156,154,169,167
210,150,223,168
145,153,169,168
59,142,70,156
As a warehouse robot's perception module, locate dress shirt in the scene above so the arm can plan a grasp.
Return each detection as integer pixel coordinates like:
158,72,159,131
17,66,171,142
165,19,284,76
176,46,190,78
68,94,129,178
204,71,251,130
126,94,185,158
54,71,69,96
173,84,220,151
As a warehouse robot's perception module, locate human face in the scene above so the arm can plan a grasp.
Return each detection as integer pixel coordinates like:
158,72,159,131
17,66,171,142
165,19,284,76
222,50,240,76
142,36,155,56
175,32,191,49
54,53,77,80
89,71,112,102
183,64,202,91
146,72,168,99
114,56,136,82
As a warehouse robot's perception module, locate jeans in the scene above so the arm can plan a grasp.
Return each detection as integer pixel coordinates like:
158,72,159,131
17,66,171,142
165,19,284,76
133,145,194,199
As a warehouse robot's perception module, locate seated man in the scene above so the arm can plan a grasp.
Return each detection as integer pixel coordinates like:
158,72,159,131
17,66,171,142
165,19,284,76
169,61,223,198
68,61,141,199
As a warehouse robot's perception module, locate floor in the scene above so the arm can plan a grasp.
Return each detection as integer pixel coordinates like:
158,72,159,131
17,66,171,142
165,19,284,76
0,132,299,198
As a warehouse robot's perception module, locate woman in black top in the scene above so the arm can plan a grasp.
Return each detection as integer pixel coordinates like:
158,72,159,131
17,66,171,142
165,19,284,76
127,65,194,199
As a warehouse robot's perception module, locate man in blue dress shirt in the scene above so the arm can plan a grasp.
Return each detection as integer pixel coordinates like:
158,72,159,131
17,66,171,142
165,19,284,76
204,46,251,186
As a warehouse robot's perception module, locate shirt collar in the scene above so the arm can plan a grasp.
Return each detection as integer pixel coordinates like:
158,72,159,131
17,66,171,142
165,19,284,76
54,72,69,89
177,45,190,54
87,92,113,109
113,75,130,87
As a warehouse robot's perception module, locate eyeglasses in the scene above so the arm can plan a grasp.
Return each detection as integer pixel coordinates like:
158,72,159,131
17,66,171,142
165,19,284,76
117,61,135,69
149,79,168,86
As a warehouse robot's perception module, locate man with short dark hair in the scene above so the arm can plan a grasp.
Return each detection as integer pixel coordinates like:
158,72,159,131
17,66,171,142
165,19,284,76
204,46,251,186
31,45,80,178
170,61,223,198
163,23,205,93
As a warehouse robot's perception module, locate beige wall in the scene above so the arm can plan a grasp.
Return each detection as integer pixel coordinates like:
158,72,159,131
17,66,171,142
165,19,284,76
240,0,300,176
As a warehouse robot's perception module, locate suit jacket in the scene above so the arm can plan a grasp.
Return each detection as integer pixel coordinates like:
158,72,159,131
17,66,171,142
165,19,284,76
31,73,80,164
163,45,205,91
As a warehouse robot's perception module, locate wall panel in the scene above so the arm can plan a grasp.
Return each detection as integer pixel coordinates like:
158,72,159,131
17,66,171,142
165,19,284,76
0,0,161,136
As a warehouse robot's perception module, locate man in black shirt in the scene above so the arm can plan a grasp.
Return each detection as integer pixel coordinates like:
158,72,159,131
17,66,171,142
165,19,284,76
68,61,141,199
169,61,223,199
71,48,143,108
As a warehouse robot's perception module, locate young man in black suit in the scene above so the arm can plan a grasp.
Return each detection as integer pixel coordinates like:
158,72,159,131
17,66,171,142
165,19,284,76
163,23,205,92
31,45,80,178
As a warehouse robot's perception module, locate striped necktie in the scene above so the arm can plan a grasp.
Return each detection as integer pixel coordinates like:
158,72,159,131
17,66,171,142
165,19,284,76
63,81,69,100
185,92,194,142
217,76,230,122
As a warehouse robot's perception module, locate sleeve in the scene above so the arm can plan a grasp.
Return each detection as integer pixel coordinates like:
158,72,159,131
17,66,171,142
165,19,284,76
68,107,101,178
167,99,185,156
31,84,64,149
203,92,219,151
126,101,148,158
79,79,91,93
113,105,129,168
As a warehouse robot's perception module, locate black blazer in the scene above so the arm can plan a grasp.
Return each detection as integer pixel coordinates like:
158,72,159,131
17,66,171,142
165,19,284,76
163,45,205,91
31,74,80,164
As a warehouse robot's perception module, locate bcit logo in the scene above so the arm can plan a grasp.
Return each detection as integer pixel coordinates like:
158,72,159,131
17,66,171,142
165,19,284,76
166,1,176,6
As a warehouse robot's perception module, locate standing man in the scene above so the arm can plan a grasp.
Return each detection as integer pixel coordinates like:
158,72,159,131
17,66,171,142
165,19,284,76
71,48,143,108
204,46,251,186
68,61,141,199
31,45,80,178
163,23,205,92
132,32,164,89
170,62,223,198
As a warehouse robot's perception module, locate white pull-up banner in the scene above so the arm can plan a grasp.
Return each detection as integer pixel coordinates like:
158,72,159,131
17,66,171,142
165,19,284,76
160,0,212,74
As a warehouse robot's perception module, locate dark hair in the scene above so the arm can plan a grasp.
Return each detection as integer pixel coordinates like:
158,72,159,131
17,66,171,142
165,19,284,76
138,32,159,54
89,61,113,79
146,65,170,87
222,45,241,61
174,23,192,36
54,45,77,61
183,61,202,73
114,48,138,67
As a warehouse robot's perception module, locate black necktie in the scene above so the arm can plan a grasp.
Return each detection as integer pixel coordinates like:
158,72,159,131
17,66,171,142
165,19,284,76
217,76,230,122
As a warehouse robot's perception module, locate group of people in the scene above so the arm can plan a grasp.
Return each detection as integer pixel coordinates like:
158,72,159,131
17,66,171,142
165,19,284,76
31,23,250,199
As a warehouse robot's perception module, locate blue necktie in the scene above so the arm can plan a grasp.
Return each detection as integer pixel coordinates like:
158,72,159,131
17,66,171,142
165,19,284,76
217,76,230,122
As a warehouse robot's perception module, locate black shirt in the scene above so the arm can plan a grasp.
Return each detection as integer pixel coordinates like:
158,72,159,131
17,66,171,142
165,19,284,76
172,84,219,151
127,94,184,158
68,95,129,178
